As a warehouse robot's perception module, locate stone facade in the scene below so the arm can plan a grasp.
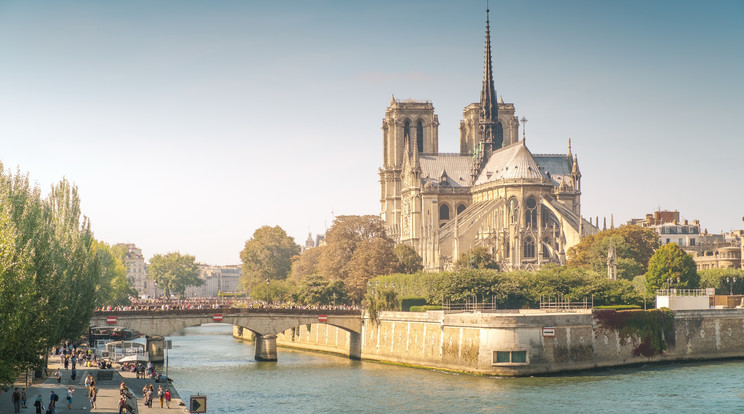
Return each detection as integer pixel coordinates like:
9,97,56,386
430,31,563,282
379,10,595,271
185,264,242,297
118,243,160,299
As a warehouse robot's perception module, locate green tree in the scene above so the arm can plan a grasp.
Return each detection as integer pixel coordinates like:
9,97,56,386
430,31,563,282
645,243,699,293
148,252,203,298
699,268,744,295
364,286,398,323
346,237,399,302
240,225,300,291
292,275,348,305
567,225,659,279
394,244,423,274
455,247,499,270
93,241,137,307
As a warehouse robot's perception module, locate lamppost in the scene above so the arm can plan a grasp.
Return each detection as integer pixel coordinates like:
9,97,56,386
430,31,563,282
266,278,270,305
726,276,737,295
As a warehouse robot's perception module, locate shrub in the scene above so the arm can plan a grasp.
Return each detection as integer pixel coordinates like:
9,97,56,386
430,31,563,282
400,297,427,311
409,305,443,312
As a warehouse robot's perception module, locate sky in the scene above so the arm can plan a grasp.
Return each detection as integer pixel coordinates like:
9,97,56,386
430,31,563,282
0,0,742,265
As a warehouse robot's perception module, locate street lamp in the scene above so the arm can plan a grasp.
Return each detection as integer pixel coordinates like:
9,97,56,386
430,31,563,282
726,277,737,295
266,278,270,305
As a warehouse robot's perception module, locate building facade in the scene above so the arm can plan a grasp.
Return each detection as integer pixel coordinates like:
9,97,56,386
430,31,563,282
185,264,243,298
379,10,595,271
119,243,160,299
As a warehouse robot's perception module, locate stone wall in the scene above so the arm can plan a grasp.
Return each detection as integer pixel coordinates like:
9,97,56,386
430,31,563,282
233,309,744,376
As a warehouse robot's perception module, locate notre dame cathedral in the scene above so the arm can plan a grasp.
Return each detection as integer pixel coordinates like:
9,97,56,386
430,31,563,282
379,9,596,271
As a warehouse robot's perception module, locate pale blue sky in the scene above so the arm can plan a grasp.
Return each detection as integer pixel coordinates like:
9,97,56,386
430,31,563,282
1,0,742,265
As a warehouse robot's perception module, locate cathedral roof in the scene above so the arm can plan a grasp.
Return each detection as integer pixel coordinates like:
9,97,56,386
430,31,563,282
533,154,572,187
419,154,471,188
473,141,547,185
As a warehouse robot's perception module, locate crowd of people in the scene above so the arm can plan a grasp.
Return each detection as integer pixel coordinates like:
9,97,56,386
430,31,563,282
96,297,361,312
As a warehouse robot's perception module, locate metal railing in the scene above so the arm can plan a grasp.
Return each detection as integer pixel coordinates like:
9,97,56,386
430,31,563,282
655,288,707,297
539,294,593,311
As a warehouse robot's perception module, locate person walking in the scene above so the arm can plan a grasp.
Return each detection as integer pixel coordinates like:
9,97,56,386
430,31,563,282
11,388,21,413
88,385,97,409
33,394,43,414
21,388,26,408
164,388,171,408
158,385,164,408
118,395,126,414
66,387,75,409
48,391,57,414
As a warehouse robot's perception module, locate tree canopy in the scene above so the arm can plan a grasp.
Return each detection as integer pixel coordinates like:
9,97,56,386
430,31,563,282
567,225,660,279
93,241,137,307
394,244,423,274
456,247,499,270
0,168,102,384
148,252,202,298
645,243,699,293
240,225,299,291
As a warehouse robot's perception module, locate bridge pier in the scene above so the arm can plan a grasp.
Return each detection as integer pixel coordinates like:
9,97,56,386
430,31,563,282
349,332,362,360
254,334,278,361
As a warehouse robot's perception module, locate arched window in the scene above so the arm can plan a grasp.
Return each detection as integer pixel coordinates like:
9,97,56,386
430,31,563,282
439,204,450,221
404,120,411,142
416,120,424,153
457,203,467,215
525,197,537,228
496,122,504,148
524,237,535,258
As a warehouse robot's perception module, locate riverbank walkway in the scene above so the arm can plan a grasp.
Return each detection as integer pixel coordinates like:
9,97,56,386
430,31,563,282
1,358,188,414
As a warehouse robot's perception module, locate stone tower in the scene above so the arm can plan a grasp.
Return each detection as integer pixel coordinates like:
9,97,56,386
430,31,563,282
380,97,439,238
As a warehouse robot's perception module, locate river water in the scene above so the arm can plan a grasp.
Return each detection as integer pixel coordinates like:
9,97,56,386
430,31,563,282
164,324,744,413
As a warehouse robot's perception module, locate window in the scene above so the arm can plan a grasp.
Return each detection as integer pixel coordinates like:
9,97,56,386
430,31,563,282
493,350,528,365
524,197,537,228
416,120,424,153
524,237,535,258
690,238,696,246
457,203,467,215
439,204,450,221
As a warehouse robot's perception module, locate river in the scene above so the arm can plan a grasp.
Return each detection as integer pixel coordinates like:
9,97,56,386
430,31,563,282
163,324,744,413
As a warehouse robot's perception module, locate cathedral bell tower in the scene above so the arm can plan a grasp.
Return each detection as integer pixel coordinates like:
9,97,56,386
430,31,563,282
380,96,439,239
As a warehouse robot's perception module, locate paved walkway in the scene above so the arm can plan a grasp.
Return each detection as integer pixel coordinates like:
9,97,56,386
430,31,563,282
1,359,188,414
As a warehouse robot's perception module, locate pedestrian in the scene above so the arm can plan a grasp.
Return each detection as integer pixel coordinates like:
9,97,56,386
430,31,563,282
158,385,164,408
33,394,43,414
118,395,126,414
66,386,74,409
11,388,21,413
49,391,57,414
84,374,91,389
21,388,26,408
164,388,171,408
71,366,77,381
55,369,61,384
88,385,97,409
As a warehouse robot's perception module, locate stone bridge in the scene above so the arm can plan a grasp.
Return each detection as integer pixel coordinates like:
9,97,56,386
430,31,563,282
90,308,363,361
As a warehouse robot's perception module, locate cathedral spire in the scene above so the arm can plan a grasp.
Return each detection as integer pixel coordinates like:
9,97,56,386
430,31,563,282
479,7,500,157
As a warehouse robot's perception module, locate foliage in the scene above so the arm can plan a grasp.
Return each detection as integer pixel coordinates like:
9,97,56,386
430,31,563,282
567,225,660,279
0,168,101,385
455,247,499,270
594,305,642,310
394,244,423,274
93,241,136,307
148,252,203,298
698,268,744,295
645,244,699,293
345,237,399,302
594,308,675,357
253,278,296,304
409,305,443,312
400,297,427,311
364,286,398,324
291,275,348,306
290,245,325,281
240,225,300,291
318,215,388,281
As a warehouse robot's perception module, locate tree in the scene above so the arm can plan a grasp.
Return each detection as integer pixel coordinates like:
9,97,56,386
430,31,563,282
394,244,423,274
456,247,499,270
645,243,699,293
240,225,299,291
317,215,388,281
292,275,348,305
699,268,744,295
290,245,325,281
148,252,203,298
567,225,660,279
93,241,137,307
345,237,399,301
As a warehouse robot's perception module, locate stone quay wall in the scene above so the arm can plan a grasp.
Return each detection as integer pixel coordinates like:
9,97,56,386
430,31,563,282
233,309,744,376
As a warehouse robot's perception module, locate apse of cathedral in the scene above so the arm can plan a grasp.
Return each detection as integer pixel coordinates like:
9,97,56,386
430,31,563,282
379,9,597,271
